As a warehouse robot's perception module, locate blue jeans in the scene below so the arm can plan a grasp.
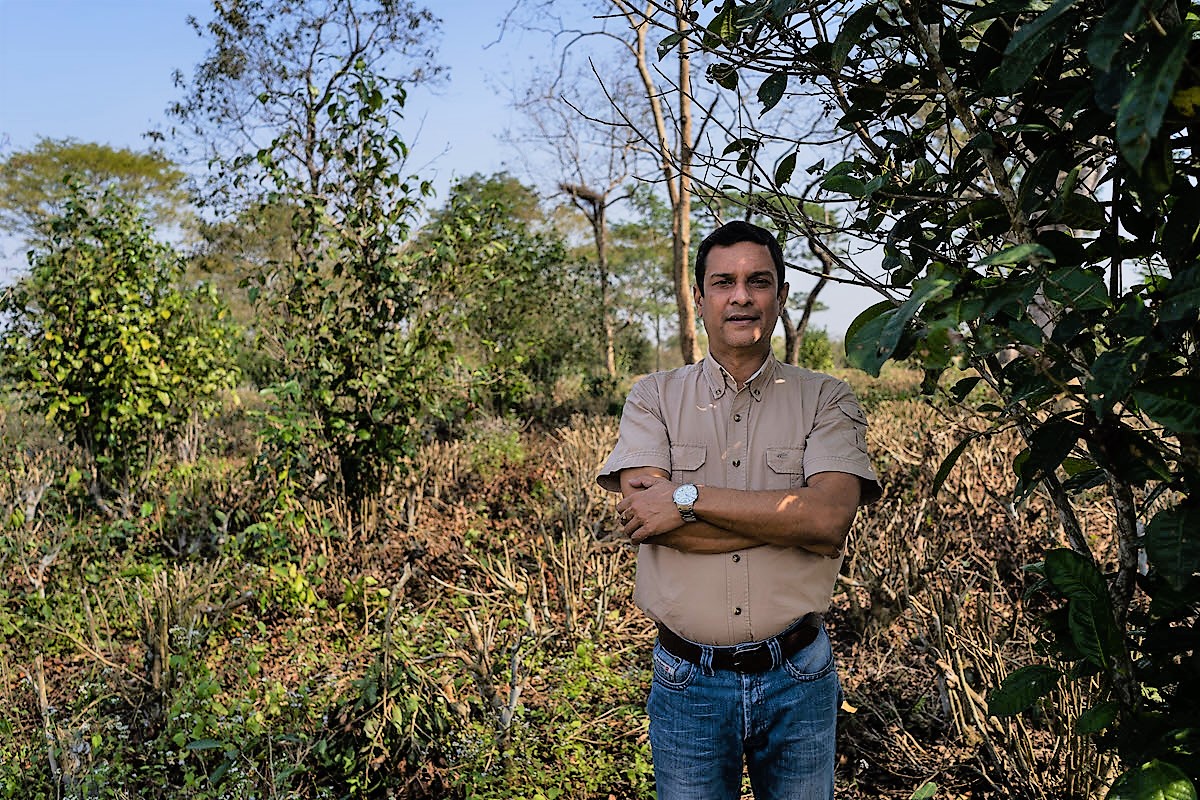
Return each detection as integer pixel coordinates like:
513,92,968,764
646,627,839,800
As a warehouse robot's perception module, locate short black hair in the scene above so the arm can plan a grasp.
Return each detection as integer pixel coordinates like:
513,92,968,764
694,220,786,295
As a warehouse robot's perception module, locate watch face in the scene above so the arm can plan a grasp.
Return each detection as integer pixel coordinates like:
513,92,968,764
673,483,698,506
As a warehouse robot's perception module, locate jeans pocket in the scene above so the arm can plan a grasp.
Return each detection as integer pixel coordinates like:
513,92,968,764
782,627,836,682
652,640,697,690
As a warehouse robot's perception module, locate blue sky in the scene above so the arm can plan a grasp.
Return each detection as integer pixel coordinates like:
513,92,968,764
0,1,539,191
0,0,877,333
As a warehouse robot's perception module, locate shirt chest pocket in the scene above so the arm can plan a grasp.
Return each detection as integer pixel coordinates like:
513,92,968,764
765,446,806,489
669,443,706,484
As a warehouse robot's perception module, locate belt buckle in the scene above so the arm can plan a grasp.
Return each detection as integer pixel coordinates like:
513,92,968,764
730,641,767,671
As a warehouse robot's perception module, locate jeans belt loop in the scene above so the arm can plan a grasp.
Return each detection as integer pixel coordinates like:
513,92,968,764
767,636,784,669
699,644,716,677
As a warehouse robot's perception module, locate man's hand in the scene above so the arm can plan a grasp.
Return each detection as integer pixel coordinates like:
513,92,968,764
617,473,684,543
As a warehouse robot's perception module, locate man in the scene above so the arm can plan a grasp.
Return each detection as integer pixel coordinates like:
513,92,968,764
597,220,881,800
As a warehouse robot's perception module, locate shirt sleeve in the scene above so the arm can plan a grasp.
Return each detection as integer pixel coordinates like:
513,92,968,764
803,379,883,505
596,376,673,493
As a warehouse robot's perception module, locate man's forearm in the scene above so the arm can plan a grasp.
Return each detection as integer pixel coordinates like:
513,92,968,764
643,521,762,554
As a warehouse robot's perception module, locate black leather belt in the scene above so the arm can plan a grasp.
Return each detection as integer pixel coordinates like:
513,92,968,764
655,613,823,674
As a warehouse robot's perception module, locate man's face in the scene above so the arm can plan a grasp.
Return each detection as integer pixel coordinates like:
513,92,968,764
694,241,787,359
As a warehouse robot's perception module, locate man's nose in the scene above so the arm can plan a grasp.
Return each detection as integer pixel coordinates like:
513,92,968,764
731,279,752,302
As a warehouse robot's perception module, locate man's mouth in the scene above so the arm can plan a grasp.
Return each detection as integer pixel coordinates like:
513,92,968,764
727,314,758,324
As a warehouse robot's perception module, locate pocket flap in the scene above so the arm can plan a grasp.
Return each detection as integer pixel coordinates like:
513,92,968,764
670,443,707,472
837,400,868,426
766,446,805,475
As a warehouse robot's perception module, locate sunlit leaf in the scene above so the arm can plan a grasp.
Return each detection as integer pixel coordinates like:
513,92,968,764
979,243,1056,267
1106,760,1197,800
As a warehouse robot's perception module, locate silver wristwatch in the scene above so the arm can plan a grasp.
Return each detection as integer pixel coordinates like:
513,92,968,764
672,483,699,523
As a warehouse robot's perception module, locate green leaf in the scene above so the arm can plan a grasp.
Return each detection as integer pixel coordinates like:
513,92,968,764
1076,700,1119,735
1133,378,1200,433
979,243,1056,267
1087,0,1143,71
1042,266,1110,311
1043,548,1107,604
1117,23,1194,172
1144,506,1200,591
1106,760,1197,800
821,174,867,197
910,782,939,800
774,152,797,186
758,71,788,113
1052,193,1107,230
1015,416,1083,499
1086,345,1146,416
1069,595,1124,670
988,664,1061,717
185,738,225,751
832,3,878,71
711,63,739,90
951,376,982,402
932,433,982,497
705,3,737,46
657,31,688,61
844,301,896,376
987,0,1076,93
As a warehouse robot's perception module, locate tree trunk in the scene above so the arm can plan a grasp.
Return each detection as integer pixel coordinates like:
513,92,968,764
622,0,700,364
674,0,699,364
560,181,617,378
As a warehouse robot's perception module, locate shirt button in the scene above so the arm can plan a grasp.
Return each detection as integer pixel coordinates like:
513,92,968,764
732,554,741,562
734,607,743,615
732,460,741,467
734,414,742,422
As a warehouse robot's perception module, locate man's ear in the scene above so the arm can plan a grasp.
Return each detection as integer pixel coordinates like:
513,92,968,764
693,283,703,307
778,281,789,304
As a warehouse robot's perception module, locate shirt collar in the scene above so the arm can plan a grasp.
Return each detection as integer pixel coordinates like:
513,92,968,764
701,351,777,402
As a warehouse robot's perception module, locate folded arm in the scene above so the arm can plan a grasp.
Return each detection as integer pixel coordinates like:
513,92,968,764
616,467,861,557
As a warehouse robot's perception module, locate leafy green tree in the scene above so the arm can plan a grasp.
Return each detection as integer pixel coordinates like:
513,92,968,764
422,173,604,412
169,0,445,505
0,181,238,506
0,138,188,241
670,0,1200,794
247,68,446,504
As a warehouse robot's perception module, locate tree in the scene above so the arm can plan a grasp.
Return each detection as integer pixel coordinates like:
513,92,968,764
168,0,447,505
673,0,1200,793
0,181,238,509
421,173,602,412
0,138,188,241
246,68,445,505
166,0,442,210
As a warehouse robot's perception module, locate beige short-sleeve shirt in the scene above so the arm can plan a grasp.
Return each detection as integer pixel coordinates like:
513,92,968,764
598,353,881,646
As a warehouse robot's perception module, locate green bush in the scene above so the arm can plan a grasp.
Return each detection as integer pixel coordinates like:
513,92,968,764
0,180,238,502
